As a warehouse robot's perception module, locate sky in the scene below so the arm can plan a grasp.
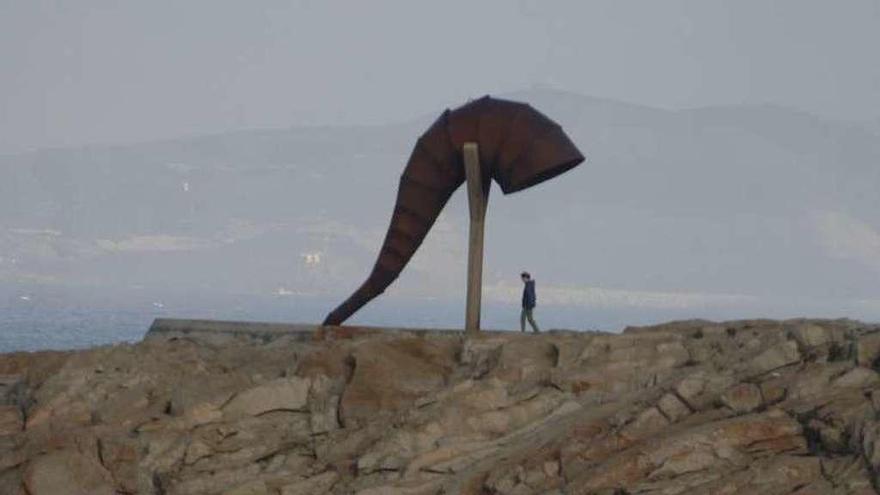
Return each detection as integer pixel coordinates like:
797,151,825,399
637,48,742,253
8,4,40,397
2,0,880,154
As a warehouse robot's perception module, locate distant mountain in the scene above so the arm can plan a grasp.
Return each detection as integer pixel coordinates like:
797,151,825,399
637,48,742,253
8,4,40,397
2,88,879,320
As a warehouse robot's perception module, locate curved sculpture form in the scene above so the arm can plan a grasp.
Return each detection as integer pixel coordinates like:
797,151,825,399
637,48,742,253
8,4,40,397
323,96,585,326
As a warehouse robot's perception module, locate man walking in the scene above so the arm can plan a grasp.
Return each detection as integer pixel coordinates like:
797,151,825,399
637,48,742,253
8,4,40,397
520,272,540,333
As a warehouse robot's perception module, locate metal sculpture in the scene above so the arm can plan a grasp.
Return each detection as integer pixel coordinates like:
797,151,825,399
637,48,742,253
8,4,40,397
322,96,585,326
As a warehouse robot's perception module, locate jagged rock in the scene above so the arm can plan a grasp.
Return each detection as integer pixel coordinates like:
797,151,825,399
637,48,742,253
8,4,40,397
308,374,341,434
675,371,708,404
185,413,311,475
465,389,568,437
656,393,691,422
168,379,244,418
694,455,822,494
782,362,848,401
339,338,458,426
184,437,213,465
0,442,25,481
567,409,806,493
673,370,735,411
720,383,762,413
0,468,23,495
655,340,691,368
0,374,23,404
169,463,263,495
0,405,22,436
279,471,339,495
620,406,668,440
758,378,787,406
222,377,310,418
25,385,92,431
491,338,557,383
460,337,505,378
95,434,139,493
832,367,880,388
788,322,832,349
23,449,115,495
748,340,801,376
3,318,880,494
223,480,270,495
856,332,880,367
354,480,442,495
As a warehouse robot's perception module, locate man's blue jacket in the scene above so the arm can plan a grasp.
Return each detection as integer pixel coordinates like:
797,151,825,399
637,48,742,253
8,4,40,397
522,280,536,309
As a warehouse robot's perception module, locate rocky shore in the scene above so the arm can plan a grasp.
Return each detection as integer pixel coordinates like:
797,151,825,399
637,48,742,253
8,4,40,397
2,318,880,494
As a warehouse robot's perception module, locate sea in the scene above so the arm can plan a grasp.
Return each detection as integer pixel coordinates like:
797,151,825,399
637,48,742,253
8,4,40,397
0,288,652,353
0,296,607,353
3,287,877,353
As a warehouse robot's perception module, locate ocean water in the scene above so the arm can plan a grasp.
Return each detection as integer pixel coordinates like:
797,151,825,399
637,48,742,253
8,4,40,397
0,301,576,354
1,305,156,353
0,291,617,353
0,293,334,352
4,289,875,353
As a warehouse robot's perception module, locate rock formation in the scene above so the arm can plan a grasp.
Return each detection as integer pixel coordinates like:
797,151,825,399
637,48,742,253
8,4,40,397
2,318,880,494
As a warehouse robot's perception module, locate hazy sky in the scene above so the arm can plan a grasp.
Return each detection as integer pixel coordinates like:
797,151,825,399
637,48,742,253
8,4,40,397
2,0,879,153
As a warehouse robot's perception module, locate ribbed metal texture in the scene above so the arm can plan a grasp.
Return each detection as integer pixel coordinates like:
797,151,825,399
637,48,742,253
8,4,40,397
323,96,585,326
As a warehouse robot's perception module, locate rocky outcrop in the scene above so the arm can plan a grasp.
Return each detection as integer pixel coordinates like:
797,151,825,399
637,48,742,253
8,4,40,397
1,318,880,494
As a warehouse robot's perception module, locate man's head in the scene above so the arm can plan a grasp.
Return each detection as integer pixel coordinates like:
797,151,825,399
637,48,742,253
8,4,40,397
521,271,531,282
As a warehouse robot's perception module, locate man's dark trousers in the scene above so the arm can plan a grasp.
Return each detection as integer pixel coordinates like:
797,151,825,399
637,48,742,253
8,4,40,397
521,280,540,333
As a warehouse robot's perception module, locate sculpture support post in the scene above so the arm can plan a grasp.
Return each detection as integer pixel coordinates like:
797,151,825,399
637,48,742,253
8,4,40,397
463,143,487,333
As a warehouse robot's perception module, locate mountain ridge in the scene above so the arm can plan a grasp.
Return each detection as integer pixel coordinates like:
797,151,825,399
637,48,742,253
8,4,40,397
1,88,879,326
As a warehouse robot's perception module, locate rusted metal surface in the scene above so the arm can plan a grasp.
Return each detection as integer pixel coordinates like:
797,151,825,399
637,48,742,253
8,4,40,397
322,96,585,326
463,142,487,333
